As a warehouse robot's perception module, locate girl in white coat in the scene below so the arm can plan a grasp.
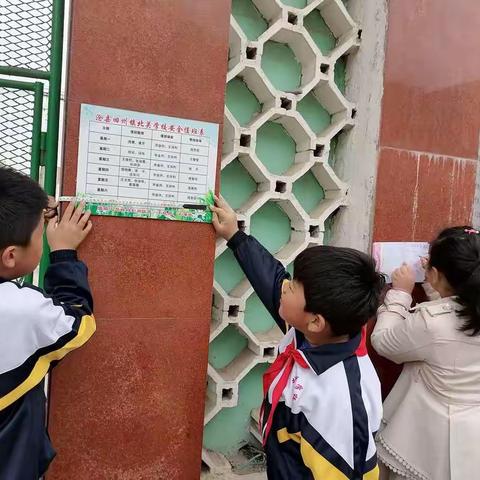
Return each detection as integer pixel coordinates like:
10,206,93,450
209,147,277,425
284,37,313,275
372,226,480,480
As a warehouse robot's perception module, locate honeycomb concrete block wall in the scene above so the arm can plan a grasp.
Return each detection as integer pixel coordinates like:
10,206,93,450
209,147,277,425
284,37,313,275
202,0,380,475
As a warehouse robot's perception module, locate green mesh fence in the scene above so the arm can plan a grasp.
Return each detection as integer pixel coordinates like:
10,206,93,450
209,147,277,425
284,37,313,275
0,85,36,174
0,0,53,72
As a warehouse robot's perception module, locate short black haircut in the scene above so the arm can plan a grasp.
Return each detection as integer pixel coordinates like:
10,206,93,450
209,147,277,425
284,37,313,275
0,166,48,250
293,245,385,336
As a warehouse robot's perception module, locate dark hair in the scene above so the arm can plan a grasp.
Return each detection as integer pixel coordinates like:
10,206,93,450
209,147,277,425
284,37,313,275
0,167,48,250
429,225,480,335
293,245,386,336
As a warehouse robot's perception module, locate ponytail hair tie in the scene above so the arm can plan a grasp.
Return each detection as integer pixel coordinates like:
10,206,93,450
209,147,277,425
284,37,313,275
464,229,479,235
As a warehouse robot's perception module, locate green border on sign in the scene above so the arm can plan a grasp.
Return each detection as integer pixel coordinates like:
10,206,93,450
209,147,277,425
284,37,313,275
78,190,215,224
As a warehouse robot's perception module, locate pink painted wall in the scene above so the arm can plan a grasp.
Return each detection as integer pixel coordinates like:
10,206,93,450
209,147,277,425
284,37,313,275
47,1,231,478
371,0,479,397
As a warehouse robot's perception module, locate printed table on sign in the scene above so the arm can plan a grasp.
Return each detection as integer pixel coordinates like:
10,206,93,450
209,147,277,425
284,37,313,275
75,104,219,223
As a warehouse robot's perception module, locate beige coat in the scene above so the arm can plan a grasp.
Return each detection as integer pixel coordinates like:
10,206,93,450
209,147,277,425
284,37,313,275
371,288,480,480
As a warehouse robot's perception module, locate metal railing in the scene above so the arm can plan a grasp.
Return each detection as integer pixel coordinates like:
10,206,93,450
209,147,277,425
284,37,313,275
0,0,65,283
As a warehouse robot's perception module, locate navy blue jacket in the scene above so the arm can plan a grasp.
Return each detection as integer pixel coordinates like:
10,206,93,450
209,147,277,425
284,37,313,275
0,250,96,480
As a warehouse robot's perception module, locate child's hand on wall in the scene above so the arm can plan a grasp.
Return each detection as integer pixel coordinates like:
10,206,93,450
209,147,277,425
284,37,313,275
46,201,93,251
44,196,59,221
210,195,239,241
392,263,415,294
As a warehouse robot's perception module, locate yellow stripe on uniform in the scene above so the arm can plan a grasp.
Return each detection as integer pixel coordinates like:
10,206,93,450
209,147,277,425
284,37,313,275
300,436,349,480
276,427,378,479
363,464,379,480
0,315,96,410
277,427,301,444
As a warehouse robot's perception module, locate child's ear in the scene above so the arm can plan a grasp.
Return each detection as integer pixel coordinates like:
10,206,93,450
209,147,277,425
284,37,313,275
307,313,326,333
429,266,440,286
1,246,17,269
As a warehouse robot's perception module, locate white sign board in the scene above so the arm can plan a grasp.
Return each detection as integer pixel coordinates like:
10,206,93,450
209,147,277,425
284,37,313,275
372,242,430,283
75,104,219,223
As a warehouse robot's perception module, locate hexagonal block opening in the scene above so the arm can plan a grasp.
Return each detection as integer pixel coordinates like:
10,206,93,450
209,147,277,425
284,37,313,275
250,202,292,254
280,0,307,8
222,387,234,401
220,158,258,210
255,121,296,175
304,8,336,55
203,363,270,455
280,97,293,110
263,347,276,359
319,0,356,40
262,27,320,92
228,305,240,318
222,112,237,156
328,129,346,168
323,208,340,245
214,249,246,294
226,77,262,127
208,324,248,370
334,55,347,94
312,79,348,117
229,20,245,70
297,92,332,135
244,293,277,333
231,0,268,41
246,46,258,59
292,170,326,214
205,373,220,421
261,41,302,93
309,224,321,239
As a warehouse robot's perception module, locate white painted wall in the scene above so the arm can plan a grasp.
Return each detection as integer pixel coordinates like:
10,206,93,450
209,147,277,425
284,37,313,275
330,0,388,252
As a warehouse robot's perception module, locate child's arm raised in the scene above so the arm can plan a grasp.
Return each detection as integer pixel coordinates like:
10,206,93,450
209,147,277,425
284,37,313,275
371,264,435,363
0,203,95,412
44,201,94,315
211,196,289,333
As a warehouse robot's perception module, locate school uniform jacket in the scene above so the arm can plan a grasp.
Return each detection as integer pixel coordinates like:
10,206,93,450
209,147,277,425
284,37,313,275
0,250,96,480
228,231,382,480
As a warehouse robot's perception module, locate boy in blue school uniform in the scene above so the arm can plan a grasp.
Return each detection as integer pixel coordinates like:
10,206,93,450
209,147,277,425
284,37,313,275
211,196,385,480
0,167,96,479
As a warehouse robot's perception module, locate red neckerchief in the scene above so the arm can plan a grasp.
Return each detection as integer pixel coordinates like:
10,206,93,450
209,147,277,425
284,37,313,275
260,326,368,445
260,342,308,445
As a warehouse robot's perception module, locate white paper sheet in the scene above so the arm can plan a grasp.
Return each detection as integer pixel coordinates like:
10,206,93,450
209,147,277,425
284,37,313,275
372,242,430,283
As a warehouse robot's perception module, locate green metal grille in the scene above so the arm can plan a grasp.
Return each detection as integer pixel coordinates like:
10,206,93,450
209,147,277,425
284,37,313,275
0,86,35,174
0,78,44,177
0,0,53,72
1,0,64,285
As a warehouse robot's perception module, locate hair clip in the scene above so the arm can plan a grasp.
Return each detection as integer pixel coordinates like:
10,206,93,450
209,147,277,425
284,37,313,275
464,229,479,235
